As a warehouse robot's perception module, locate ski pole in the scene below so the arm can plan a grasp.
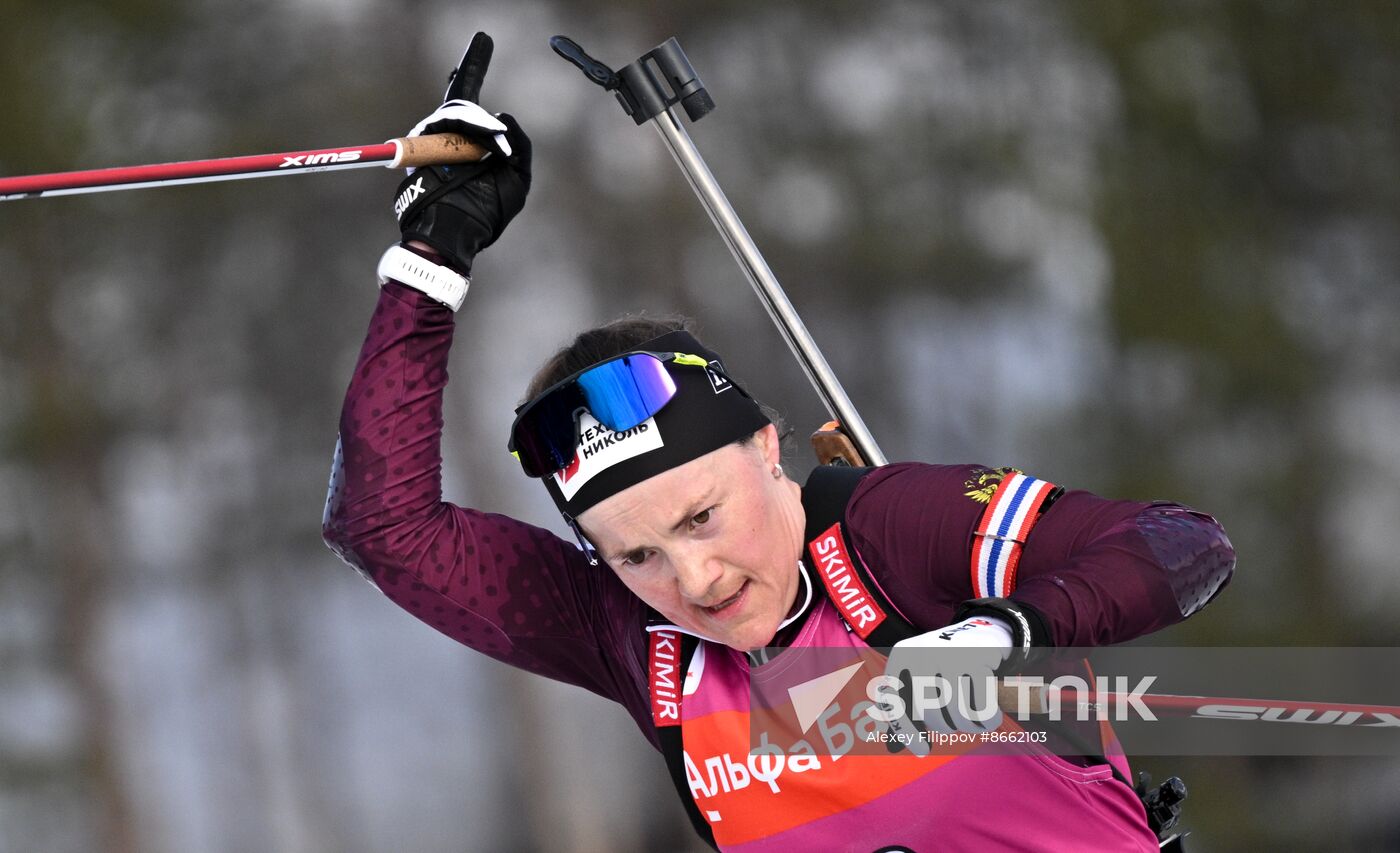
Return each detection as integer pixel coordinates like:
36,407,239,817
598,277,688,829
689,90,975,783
997,682,1400,723
0,134,488,200
1,33,503,201
551,35,888,468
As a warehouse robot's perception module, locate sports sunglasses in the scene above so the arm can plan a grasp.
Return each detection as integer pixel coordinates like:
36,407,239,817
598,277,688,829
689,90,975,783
509,351,722,477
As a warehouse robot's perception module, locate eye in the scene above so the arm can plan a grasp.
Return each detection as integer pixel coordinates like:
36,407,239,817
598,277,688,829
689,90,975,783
690,507,714,528
618,549,651,567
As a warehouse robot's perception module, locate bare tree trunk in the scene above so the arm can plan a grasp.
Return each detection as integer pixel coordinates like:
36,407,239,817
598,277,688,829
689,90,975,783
44,390,140,853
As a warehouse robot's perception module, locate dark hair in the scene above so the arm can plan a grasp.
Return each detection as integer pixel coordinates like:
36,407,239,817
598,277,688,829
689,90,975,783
524,314,694,402
523,313,791,449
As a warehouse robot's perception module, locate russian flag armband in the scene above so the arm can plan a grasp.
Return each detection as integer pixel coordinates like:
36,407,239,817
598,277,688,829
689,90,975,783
970,471,1060,599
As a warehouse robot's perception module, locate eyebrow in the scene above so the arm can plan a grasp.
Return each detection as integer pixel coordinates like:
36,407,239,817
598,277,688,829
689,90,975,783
668,490,715,534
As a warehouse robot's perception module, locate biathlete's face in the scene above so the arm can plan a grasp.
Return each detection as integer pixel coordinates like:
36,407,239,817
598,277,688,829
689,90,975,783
579,424,805,652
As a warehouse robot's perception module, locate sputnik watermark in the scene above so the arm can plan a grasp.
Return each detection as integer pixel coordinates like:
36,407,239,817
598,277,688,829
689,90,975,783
864,674,1161,724
746,647,1400,757
869,727,1050,747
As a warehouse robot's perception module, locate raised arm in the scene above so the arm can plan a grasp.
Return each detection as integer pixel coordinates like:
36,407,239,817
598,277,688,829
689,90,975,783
321,36,649,718
322,282,644,699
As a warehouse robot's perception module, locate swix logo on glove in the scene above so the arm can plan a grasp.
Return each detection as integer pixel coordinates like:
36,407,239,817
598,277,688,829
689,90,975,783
279,150,362,168
936,619,993,641
394,177,426,220
552,413,664,500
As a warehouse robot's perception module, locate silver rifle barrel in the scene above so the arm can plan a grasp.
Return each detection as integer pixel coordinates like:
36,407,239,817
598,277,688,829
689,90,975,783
649,107,888,467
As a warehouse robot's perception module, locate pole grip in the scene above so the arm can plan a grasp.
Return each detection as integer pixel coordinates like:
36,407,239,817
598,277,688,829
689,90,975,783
387,133,491,169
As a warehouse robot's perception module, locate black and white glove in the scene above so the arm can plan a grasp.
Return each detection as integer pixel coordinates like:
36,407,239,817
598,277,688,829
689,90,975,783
877,616,1012,753
391,32,532,278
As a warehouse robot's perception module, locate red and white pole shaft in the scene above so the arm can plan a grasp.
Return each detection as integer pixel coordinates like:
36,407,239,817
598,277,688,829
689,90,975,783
0,132,486,200
999,683,1400,722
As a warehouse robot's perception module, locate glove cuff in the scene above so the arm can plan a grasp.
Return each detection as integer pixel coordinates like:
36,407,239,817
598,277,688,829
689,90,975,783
953,597,1051,656
376,244,469,311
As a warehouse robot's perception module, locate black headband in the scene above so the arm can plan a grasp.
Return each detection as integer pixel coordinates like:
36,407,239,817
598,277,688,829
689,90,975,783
538,330,771,520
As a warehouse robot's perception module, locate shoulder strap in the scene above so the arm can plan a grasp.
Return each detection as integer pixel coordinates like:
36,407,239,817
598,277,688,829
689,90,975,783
801,464,872,538
802,465,924,647
648,629,717,850
804,465,1065,645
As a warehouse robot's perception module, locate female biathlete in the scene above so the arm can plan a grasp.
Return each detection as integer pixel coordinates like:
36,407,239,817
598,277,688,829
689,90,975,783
323,37,1234,852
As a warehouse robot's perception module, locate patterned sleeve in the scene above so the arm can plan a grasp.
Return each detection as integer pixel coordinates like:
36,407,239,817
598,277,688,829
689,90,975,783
321,282,653,730
843,463,1235,646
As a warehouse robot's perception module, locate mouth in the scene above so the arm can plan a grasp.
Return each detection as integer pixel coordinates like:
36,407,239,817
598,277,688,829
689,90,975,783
703,581,749,619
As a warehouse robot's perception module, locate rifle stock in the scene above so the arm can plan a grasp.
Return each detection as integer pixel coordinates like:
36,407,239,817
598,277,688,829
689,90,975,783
811,421,866,467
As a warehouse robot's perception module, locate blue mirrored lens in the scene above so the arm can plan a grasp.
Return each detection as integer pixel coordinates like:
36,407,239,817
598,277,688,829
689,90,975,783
576,354,678,432
512,383,586,477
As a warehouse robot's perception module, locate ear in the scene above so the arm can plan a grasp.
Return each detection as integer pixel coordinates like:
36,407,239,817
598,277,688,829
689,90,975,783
753,423,781,468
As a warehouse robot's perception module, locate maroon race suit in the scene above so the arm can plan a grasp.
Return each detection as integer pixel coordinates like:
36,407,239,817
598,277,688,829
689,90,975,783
322,284,1235,834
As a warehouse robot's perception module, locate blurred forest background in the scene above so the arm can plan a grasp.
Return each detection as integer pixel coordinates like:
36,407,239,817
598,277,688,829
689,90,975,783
2,0,1399,850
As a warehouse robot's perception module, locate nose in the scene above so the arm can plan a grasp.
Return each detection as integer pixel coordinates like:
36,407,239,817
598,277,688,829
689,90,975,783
673,546,724,603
